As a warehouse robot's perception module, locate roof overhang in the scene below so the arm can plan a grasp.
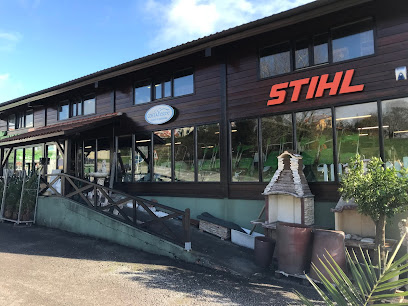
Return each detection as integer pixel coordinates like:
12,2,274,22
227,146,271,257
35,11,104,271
0,112,122,147
0,0,373,112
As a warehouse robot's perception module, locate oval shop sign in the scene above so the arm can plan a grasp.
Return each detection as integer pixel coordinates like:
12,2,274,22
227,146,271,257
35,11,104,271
145,104,175,125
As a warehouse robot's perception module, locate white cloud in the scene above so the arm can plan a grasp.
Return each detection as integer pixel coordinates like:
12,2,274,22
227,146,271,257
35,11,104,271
145,0,314,51
0,73,25,103
0,31,22,52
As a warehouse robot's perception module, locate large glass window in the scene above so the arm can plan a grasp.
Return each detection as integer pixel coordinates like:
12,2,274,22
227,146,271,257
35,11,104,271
296,109,334,182
25,148,33,174
15,148,23,172
262,114,293,182
135,81,151,104
197,124,220,182
153,130,172,182
117,136,133,182
84,140,96,181
58,103,70,120
34,146,42,171
135,133,151,182
47,145,58,176
336,102,379,177
174,70,194,97
313,33,329,65
260,43,291,78
6,150,14,171
83,98,96,115
97,138,110,179
332,19,374,63
174,127,194,182
231,119,259,182
382,98,408,170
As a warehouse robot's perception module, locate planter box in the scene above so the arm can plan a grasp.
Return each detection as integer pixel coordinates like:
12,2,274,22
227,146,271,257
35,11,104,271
231,229,263,249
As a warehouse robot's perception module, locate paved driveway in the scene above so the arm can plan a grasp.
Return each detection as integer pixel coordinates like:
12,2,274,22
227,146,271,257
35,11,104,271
0,223,322,305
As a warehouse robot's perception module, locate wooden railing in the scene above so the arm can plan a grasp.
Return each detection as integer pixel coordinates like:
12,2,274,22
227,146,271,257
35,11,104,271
39,173,191,250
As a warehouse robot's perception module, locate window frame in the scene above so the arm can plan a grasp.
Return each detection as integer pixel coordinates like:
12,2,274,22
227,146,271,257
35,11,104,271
133,68,194,106
57,96,96,121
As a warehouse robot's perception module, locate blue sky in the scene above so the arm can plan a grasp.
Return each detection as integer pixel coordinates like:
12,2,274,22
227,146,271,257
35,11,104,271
0,0,313,103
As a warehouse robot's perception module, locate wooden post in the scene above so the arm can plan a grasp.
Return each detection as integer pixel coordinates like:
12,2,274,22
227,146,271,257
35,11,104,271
63,139,72,196
183,208,191,251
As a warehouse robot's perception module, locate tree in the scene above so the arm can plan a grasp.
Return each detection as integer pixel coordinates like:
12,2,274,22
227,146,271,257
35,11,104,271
339,154,408,265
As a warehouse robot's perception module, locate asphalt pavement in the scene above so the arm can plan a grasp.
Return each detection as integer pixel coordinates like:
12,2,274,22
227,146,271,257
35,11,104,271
0,222,323,305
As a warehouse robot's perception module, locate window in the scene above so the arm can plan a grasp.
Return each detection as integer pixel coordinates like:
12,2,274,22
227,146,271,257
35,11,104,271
174,69,194,97
313,33,329,65
154,82,162,100
71,101,82,117
134,69,194,104
335,102,379,177
259,18,374,78
296,109,334,182
174,127,195,182
153,130,172,182
332,19,374,63
262,114,293,182
135,81,152,104
8,110,34,130
295,40,310,69
8,114,16,131
58,97,95,120
197,124,220,182
25,110,34,128
164,80,172,98
58,102,69,120
382,98,408,169
231,119,259,182
260,43,291,78
83,98,96,115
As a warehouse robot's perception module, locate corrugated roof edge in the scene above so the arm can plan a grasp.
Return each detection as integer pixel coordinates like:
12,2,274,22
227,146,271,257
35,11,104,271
0,0,372,110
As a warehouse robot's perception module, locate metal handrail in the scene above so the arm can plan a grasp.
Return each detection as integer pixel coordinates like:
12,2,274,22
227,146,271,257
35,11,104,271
39,173,191,250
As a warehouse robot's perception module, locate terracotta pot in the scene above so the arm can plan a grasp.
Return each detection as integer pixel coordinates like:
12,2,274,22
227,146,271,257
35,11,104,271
277,222,313,275
309,229,347,282
254,236,276,268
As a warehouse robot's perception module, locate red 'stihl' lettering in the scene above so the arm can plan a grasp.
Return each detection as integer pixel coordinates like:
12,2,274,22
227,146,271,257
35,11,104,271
267,69,364,106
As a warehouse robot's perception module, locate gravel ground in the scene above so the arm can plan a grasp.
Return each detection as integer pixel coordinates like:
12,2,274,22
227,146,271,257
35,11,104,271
0,223,323,305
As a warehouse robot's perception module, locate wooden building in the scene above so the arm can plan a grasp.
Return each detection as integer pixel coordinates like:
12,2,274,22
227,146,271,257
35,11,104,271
0,0,407,230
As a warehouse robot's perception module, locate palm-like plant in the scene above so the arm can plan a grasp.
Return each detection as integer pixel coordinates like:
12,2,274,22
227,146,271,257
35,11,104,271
296,235,408,305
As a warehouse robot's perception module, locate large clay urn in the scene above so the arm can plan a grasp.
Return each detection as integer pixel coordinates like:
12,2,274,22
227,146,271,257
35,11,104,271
277,222,313,275
309,229,347,281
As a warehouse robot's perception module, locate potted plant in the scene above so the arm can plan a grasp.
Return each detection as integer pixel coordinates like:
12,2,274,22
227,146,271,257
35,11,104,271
339,154,408,266
296,234,408,304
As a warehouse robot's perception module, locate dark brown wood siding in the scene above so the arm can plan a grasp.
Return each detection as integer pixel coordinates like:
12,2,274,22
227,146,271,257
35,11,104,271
226,1,408,121
114,54,221,133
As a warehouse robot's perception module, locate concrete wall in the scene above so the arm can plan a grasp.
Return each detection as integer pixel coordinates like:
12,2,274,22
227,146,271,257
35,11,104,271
141,196,408,243
36,196,197,263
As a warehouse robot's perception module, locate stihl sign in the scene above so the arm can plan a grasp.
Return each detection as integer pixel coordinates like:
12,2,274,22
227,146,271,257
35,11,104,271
267,69,364,106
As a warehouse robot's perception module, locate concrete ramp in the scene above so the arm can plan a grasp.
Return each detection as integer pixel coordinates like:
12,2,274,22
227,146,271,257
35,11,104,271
36,196,198,264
